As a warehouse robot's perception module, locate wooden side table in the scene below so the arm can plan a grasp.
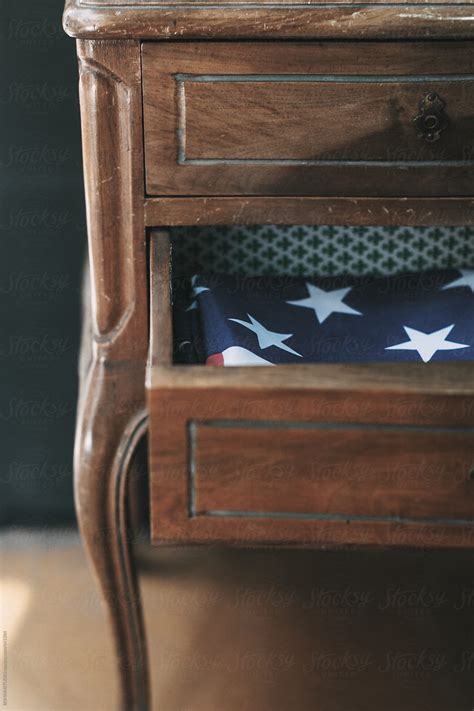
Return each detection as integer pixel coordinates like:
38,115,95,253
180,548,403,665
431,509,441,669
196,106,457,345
64,2,474,709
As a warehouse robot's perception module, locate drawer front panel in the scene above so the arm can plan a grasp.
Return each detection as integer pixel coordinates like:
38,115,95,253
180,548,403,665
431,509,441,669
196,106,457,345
184,81,473,162
143,42,474,197
192,422,474,522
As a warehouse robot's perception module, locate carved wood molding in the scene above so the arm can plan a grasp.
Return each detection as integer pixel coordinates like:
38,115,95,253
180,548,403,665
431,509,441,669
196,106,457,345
74,42,150,711
77,40,147,362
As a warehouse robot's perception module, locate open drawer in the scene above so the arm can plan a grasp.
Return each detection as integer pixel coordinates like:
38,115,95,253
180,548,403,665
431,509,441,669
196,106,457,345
147,232,474,549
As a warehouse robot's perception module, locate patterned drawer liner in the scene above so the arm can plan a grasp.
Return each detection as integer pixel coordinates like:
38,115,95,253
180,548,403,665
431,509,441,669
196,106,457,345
171,225,473,278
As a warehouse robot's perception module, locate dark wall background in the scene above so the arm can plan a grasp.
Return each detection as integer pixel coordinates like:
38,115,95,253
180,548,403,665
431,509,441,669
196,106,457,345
0,0,84,525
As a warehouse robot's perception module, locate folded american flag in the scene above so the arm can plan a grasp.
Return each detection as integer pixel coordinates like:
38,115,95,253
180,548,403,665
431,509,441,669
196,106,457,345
174,269,474,365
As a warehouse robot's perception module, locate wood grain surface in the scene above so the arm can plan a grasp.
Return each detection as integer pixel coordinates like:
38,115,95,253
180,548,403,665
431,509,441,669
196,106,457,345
143,42,474,197
194,423,474,520
148,231,172,370
145,196,474,227
63,1,474,41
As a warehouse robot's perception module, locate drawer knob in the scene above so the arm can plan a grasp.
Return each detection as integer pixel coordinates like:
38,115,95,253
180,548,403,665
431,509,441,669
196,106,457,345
413,93,449,143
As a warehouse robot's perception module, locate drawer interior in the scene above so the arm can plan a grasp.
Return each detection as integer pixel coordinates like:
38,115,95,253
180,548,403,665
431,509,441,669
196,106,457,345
169,225,473,367
148,224,474,419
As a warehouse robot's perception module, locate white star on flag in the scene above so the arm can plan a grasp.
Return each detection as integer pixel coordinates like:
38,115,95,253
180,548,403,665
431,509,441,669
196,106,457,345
228,314,302,357
442,270,474,293
186,274,210,311
386,325,469,363
287,282,362,324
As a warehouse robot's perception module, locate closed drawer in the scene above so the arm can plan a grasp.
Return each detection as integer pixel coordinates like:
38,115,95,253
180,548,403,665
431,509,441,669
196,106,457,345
147,233,474,548
142,42,474,197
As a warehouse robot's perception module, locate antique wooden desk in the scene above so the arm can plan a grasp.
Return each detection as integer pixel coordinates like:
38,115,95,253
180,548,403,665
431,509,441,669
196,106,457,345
64,1,474,708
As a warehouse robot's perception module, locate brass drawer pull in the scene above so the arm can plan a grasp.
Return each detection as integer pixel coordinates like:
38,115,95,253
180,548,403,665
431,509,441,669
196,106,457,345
414,92,449,143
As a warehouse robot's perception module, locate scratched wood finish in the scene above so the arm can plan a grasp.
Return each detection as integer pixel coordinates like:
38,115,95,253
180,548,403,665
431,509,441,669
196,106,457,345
143,42,474,197
75,40,150,711
145,196,474,227
63,1,474,40
65,0,474,6
194,424,474,520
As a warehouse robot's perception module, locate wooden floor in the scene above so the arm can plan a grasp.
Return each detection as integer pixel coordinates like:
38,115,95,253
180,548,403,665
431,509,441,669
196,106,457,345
2,529,473,710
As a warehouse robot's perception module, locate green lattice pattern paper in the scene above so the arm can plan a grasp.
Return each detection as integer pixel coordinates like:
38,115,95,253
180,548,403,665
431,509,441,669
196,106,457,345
171,225,474,277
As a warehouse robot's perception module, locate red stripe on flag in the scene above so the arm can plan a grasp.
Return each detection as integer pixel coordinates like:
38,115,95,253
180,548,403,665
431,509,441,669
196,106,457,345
206,352,224,366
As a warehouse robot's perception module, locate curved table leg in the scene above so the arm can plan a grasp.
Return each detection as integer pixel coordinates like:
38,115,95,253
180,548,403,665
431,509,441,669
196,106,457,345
74,39,150,708
75,359,149,710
